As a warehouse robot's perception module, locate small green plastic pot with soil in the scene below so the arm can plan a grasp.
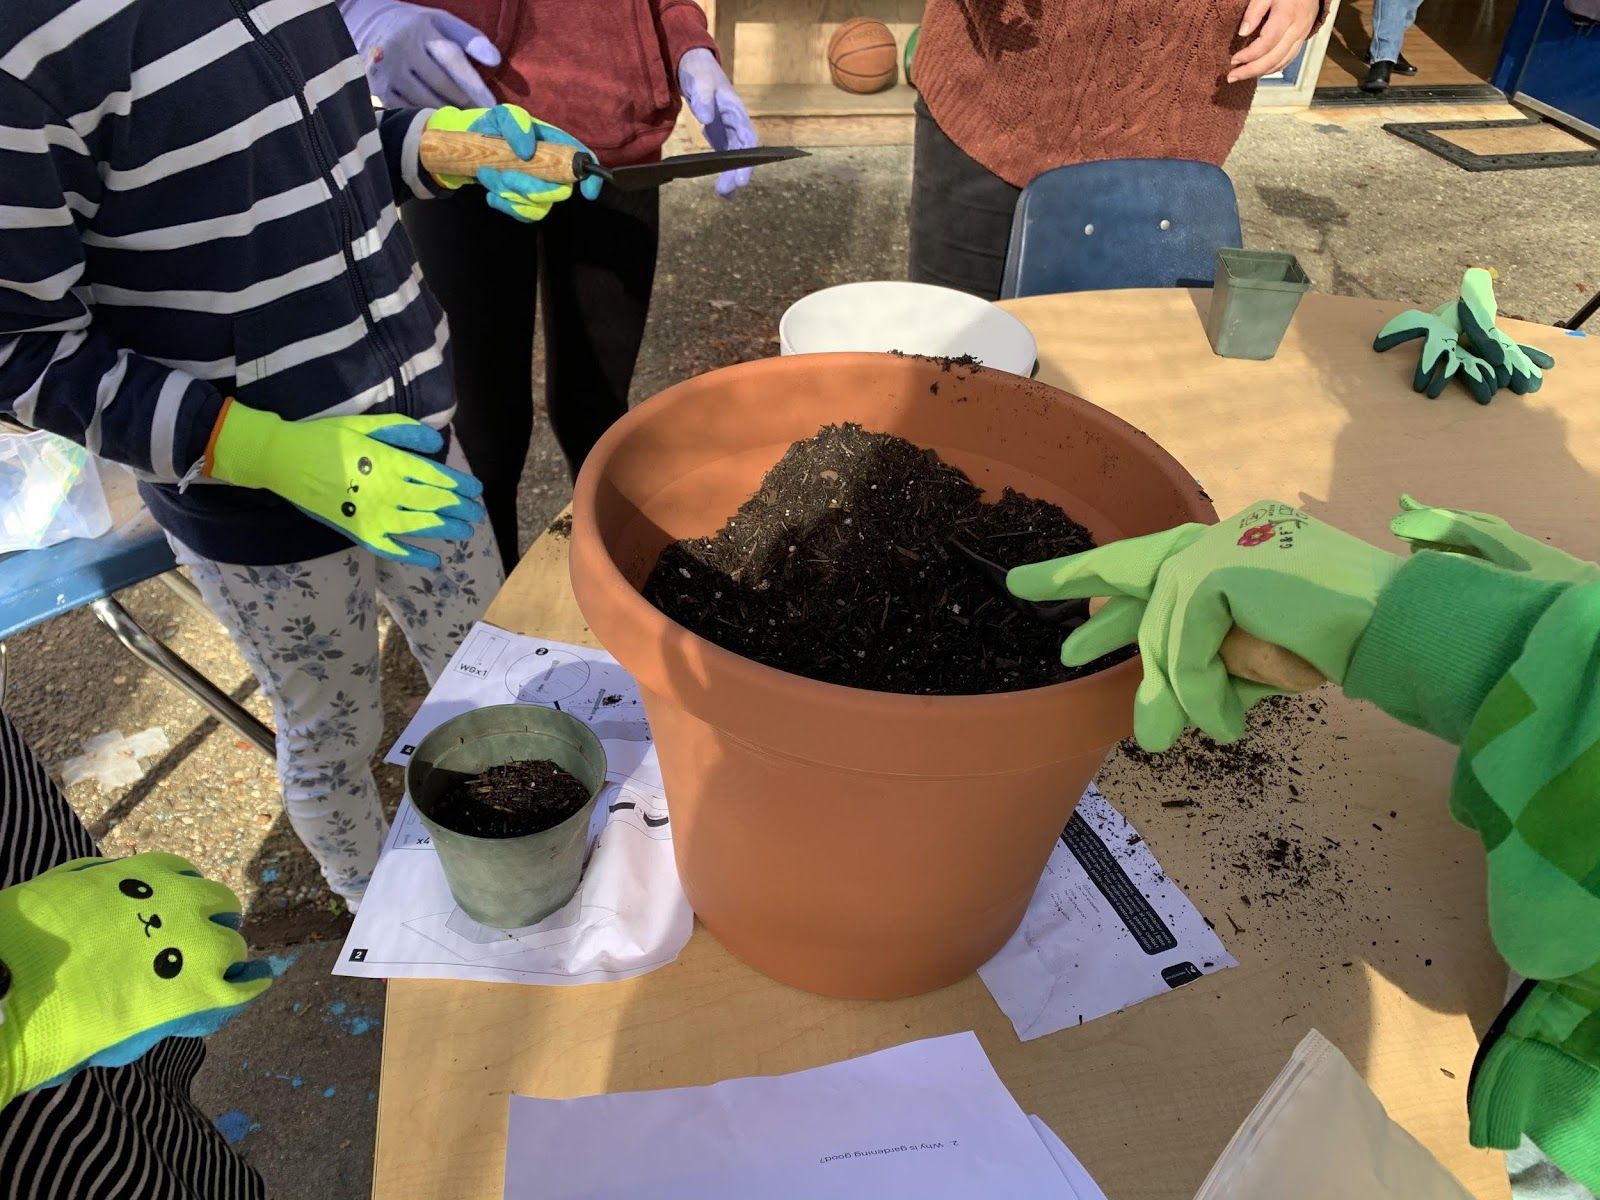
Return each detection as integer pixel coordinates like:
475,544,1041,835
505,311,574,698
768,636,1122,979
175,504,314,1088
406,704,607,929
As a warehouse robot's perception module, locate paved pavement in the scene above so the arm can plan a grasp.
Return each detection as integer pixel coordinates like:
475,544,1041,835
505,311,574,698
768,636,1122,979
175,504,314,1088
4,108,1594,1198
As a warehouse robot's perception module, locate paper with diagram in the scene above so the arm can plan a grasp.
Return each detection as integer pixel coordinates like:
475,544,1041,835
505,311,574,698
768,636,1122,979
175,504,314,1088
979,785,1236,1041
334,623,691,986
501,1033,1100,1199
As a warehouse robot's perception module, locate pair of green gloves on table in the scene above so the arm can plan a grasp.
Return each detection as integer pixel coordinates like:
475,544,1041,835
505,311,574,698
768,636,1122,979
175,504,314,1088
1013,502,1600,1189
202,104,594,567
1375,268,1556,403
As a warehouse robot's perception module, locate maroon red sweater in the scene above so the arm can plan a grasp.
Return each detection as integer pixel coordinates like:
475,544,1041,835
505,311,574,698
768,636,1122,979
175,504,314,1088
433,0,718,165
917,0,1262,187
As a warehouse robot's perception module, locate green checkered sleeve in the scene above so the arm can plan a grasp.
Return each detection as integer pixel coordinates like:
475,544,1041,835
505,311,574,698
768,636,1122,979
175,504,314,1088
1346,553,1600,1188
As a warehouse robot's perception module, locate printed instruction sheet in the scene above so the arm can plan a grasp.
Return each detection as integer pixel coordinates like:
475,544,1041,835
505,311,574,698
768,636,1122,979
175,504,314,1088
334,624,692,986
979,785,1236,1041
502,1033,1103,1199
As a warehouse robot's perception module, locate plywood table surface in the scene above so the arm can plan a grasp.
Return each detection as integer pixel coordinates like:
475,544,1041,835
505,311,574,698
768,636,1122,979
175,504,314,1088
374,289,1598,1198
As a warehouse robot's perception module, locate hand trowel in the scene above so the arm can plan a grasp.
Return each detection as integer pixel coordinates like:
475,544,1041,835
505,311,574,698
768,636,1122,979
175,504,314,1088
418,131,807,192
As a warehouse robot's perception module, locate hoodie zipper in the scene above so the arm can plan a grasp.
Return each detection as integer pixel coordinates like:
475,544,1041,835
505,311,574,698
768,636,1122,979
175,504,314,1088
224,0,406,408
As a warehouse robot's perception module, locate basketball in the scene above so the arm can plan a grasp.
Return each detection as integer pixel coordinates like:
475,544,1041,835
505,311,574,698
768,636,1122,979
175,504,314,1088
827,17,898,94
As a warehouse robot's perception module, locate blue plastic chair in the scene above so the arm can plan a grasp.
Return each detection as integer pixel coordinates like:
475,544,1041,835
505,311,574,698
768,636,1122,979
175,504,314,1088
1000,159,1244,299
0,511,274,754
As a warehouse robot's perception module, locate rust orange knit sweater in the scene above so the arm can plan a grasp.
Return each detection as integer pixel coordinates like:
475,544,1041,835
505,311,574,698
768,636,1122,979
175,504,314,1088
916,0,1261,187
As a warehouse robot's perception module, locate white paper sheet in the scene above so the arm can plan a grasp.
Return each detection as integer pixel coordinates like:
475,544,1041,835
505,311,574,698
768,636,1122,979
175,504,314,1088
979,785,1236,1041
333,624,691,986
1029,1117,1109,1200
502,1033,1094,1199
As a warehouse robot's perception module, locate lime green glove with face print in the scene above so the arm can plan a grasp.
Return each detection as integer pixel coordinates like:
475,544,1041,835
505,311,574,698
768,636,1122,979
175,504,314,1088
203,399,484,570
0,852,272,1108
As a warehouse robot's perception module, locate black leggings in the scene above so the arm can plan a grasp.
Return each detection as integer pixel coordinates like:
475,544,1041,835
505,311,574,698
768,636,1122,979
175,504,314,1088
907,97,1021,302
404,185,660,571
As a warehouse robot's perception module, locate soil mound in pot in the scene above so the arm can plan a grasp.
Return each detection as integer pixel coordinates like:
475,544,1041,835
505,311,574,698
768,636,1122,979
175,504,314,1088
430,759,591,839
642,423,1120,695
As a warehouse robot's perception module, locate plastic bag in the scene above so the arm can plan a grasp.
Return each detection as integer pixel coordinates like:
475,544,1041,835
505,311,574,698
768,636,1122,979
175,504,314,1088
1194,1030,1476,1200
0,430,112,553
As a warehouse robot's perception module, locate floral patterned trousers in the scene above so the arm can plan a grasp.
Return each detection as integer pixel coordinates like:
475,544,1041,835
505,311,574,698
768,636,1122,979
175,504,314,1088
167,514,503,904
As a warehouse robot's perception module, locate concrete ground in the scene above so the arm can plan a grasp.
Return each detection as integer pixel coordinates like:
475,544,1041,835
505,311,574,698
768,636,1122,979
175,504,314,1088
4,108,1594,1199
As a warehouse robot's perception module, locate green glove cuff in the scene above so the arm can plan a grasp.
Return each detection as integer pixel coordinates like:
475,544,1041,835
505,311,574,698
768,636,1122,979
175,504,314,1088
1344,552,1565,744
204,398,277,488
1471,983,1600,1192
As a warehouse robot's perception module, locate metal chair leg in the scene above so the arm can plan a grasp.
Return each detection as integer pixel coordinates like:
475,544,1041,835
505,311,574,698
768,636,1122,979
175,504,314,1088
1560,287,1600,331
89,596,276,756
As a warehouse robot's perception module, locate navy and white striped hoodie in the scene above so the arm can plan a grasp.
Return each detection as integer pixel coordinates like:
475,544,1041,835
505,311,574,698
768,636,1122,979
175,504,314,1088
0,0,455,565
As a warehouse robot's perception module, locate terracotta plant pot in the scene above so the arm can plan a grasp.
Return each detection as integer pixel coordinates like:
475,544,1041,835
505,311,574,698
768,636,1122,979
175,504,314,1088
570,354,1214,999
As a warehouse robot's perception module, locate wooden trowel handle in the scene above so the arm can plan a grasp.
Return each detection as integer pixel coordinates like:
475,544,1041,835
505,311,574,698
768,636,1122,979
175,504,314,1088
1219,628,1324,693
1082,596,1324,693
417,130,584,184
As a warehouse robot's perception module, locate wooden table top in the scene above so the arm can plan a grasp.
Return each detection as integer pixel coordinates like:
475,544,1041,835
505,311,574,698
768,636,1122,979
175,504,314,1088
373,289,1599,1198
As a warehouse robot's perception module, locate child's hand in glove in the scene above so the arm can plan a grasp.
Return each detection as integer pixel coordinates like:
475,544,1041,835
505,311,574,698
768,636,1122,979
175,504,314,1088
204,400,485,569
1390,494,1598,584
0,853,272,1108
1008,501,1398,750
426,105,601,221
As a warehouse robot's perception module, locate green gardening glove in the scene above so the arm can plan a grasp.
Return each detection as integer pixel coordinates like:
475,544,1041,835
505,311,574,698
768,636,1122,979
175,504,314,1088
1374,300,1500,404
1390,494,1599,585
1008,501,1399,751
0,853,272,1108
203,400,484,570
426,104,601,222
1458,267,1555,394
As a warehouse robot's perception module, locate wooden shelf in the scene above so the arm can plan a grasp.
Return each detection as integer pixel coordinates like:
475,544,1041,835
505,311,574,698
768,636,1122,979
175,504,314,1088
742,82,915,117
741,82,917,146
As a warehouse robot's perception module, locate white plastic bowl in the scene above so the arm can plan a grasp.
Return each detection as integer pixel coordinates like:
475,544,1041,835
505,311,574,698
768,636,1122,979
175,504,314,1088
778,281,1038,377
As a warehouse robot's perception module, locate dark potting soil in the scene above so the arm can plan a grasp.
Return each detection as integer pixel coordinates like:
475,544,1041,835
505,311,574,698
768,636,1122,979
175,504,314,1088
642,423,1127,695
429,759,590,839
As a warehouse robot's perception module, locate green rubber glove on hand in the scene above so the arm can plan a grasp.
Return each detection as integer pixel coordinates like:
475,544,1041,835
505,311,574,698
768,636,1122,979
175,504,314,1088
204,400,484,569
1008,501,1399,751
426,104,601,222
1458,267,1555,394
0,853,272,1108
1374,300,1499,404
1391,494,1599,585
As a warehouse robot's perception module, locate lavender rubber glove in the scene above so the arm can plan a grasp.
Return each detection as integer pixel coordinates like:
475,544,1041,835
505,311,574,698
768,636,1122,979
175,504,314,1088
340,0,499,109
677,47,758,197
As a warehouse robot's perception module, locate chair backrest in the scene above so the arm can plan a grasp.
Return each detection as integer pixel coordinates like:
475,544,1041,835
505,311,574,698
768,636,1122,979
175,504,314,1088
1000,159,1243,299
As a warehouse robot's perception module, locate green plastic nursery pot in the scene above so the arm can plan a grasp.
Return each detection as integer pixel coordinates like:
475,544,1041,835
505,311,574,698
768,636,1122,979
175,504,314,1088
405,704,607,930
1205,248,1311,361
